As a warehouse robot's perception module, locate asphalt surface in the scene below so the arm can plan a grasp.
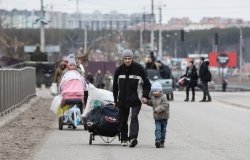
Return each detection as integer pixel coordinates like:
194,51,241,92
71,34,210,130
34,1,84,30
32,89,250,160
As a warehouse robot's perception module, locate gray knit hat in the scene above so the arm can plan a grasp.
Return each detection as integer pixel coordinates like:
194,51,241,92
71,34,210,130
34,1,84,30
68,58,76,65
122,49,134,58
151,82,162,91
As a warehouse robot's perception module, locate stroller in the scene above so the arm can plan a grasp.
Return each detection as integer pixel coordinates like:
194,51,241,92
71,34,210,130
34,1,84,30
58,70,85,130
85,100,121,145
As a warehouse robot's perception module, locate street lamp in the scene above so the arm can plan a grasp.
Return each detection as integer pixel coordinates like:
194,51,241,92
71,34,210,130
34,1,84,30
239,26,243,83
174,33,178,58
40,0,45,53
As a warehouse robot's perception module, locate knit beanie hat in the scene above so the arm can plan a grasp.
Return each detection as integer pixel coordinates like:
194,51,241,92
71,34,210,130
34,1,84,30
151,82,162,91
122,49,134,58
68,58,76,65
68,53,75,59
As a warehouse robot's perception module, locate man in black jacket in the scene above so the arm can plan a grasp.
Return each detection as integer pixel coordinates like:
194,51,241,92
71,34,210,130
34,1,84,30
113,49,151,147
199,57,212,102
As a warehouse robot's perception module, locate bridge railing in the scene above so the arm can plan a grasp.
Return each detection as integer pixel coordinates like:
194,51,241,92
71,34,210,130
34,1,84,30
0,67,36,116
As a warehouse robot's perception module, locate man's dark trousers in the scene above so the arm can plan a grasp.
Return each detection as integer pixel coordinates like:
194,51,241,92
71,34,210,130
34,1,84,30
119,104,141,141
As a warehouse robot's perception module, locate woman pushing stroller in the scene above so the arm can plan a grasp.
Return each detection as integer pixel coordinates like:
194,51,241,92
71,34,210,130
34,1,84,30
50,54,87,130
59,56,86,114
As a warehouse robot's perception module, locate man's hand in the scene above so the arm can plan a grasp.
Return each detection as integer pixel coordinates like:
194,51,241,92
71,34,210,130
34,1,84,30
141,97,148,104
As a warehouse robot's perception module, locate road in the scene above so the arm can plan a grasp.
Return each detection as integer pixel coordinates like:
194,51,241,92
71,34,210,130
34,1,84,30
33,90,250,160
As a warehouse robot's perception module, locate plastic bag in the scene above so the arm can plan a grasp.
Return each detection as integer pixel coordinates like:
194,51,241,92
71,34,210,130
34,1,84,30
82,83,114,117
50,94,62,114
56,105,70,116
67,105,81,127
178,77,190,87
50,82,58,95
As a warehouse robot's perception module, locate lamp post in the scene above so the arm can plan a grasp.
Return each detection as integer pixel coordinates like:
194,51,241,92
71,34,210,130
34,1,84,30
174,33,178,58
158,4,165,59
150,0,154,51
239,26,243,83
40,0,45,53
84,27,87,54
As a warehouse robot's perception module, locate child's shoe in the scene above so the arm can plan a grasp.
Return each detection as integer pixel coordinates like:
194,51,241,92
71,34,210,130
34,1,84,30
155,140,160,148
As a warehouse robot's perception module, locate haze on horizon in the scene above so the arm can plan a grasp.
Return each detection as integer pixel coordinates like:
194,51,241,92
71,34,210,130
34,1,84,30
0,0,250,22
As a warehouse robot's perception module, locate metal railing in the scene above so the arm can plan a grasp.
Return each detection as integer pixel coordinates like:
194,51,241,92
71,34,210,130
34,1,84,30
0,67,36,116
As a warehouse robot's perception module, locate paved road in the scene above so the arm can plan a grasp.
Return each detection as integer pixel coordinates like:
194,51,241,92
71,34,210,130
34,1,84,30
33,90,250,160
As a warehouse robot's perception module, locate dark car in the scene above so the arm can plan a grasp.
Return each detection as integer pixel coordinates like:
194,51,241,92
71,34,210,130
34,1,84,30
147,69,174,100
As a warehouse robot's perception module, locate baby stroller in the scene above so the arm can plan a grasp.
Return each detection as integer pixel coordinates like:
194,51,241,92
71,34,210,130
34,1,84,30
58,70,85,130
85,100,121,145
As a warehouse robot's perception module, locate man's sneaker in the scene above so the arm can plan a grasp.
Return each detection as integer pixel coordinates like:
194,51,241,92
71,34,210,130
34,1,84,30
121,141,128,146
160,142,165,148
129,138,138,147
155,140,160,148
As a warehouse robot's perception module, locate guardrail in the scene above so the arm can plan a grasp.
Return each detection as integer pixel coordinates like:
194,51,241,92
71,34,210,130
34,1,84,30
0,67,36,116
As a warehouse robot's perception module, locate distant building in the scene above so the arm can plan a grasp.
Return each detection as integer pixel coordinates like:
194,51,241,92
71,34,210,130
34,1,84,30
0,9,151,31
1,9,250,30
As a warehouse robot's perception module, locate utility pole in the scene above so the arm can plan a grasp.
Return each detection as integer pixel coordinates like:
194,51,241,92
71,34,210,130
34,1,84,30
150,0,154,52
76,0,79,13
69,0,80,13
84,27,88,54
158,6,162,59
69,0,81,28
40,0,45,53
140,27,143,52
239,26,243,83
143,7,146,51
174,33,178,58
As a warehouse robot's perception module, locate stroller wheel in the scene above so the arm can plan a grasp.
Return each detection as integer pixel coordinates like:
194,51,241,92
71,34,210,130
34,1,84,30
89,133,93,145
59,116,63,130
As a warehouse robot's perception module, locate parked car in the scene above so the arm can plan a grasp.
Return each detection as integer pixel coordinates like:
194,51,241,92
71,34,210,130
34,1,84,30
147,69,174,100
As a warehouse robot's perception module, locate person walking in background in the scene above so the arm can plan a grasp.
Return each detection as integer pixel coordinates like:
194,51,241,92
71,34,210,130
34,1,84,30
199,57,212,102
183,60,198,102
103,70,112,91
145,52,158,70
53,61,67,86
86,72,94,84
113,49,151,147
155,60,171,79
222,77,228,92
95,69,104,88
147,82,169,148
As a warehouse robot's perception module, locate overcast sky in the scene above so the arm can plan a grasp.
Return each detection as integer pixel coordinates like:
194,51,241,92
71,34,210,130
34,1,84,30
0,0,250,22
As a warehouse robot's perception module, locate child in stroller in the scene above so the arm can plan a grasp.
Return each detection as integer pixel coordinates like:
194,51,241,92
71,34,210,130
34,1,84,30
58,68,85,130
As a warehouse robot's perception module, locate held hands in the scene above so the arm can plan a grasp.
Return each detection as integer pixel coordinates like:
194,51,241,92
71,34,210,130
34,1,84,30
141,97,148,104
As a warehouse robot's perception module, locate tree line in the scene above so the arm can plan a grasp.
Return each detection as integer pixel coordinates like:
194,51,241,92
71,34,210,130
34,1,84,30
0,27,250,63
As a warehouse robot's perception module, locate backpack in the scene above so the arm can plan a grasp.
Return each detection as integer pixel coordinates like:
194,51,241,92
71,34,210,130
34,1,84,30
207,70,212,82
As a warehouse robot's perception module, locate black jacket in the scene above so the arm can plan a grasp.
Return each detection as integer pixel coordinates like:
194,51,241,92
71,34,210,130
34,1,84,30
184,66,198,86
113,62,151,108
199,61,211,82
